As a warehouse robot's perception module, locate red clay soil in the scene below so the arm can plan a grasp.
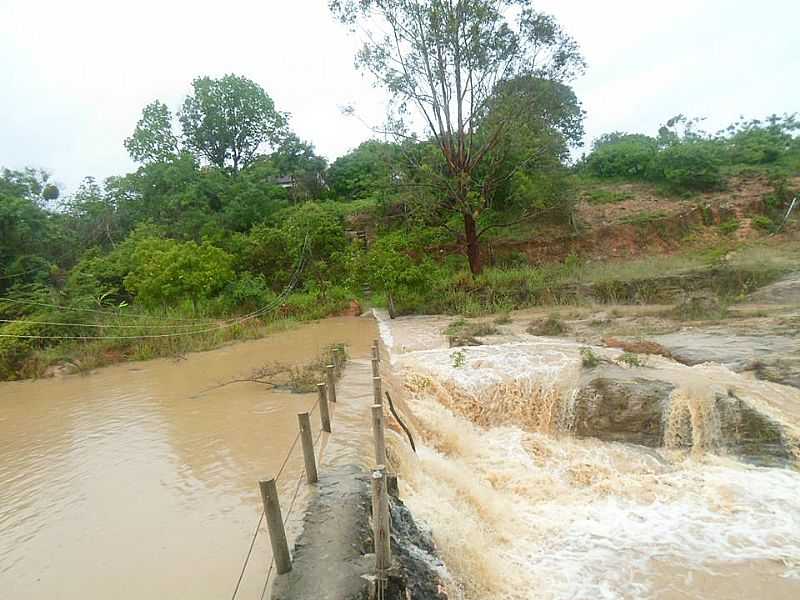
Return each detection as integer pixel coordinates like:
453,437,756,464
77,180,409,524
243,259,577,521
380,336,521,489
482,175,793,265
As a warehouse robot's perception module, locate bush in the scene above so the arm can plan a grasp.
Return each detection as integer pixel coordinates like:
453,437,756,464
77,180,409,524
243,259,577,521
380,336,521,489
123,238,235,309
652,142,723,192
586,135,658,179
527,315,567,336
617,352,644,367
719,219,740,235
752,215,775,233
580,347,599,368
224,273,274,312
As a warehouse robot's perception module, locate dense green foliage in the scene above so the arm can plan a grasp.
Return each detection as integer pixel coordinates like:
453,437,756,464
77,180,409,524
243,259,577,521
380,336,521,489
584,114,800,193
330,0,586,274
1,59,798,380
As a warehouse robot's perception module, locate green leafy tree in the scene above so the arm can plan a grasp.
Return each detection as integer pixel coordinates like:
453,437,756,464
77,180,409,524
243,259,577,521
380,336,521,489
330,0,585,274
124,100,179,164
327,140,402,200
179,74,288,172
270,134,328,202
586,134,659,178
0,167,59,206
123,238,234,309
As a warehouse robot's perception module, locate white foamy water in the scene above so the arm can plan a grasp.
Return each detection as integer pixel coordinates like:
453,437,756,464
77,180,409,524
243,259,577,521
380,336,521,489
379,314,800,599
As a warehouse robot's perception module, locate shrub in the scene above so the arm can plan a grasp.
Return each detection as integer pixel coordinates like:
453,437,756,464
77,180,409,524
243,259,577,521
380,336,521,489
752,215,775,233
719,219,740,235
123,238,235,309
586,134,658,179
527,315,567,336
651,142,723,192
225,273,274,312
580,347,599,368
617,352,644,367
586,189,634,204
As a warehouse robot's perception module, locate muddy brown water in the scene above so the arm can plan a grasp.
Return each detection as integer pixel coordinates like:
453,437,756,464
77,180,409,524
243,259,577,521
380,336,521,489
0,316,377,600
378,310,800,600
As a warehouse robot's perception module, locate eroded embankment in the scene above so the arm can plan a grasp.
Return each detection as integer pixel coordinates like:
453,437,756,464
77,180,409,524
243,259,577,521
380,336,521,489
377,311,800,600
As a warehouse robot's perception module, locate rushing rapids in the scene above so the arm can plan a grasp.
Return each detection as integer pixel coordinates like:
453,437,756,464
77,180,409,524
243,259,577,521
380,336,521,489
377,311,800,600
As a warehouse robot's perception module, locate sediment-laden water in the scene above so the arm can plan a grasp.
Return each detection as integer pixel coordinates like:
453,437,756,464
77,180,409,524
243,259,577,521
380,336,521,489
0,316,377,600
378,311,800,600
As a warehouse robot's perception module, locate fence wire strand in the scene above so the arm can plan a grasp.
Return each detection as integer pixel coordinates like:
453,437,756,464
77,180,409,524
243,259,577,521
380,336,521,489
233,370,329,600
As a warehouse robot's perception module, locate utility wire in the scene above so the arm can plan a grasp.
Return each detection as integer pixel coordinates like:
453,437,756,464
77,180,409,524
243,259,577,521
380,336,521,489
0,266,45,281
0,236,310,340
0,297,216,323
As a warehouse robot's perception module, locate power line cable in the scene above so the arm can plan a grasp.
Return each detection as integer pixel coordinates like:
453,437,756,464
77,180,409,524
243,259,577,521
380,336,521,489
0,236,310,340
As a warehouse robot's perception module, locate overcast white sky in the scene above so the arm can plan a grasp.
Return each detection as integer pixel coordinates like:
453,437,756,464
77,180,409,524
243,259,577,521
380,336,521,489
1,0,798,192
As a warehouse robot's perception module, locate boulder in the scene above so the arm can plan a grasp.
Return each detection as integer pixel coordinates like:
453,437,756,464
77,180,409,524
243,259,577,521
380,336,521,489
573,376,674,447
715,391,797,465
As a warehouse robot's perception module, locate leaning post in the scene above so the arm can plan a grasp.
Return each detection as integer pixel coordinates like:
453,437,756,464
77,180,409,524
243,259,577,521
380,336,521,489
259,478,292,575
326,364,337,403
316,383,331,433
297,412,318,484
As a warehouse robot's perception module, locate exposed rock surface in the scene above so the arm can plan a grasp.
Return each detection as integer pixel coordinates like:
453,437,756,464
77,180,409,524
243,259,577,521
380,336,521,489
652,331,800,390
574,373,674,447
715,391,796,465
749,272,800,304
271,464,448,600
574,368,797,465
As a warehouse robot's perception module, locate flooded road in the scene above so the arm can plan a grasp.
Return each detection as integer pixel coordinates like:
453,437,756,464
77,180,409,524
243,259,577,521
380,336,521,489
0,316,377,600
378,311,800,600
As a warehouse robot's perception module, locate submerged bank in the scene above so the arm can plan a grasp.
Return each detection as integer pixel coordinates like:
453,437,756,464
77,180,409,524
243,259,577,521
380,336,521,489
376,309,800,599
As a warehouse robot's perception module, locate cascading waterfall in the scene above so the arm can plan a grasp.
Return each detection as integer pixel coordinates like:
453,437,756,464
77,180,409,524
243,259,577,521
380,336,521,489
378,312,800,600
664,387,723,453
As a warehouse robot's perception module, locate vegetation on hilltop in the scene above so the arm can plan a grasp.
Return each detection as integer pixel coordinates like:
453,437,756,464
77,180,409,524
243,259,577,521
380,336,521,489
1,6,799,379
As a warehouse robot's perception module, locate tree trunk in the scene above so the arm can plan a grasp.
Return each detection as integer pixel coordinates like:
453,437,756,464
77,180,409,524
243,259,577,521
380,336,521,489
463,212,482,275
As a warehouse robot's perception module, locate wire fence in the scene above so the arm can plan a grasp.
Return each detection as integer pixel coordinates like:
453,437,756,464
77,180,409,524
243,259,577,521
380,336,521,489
231,381,328,600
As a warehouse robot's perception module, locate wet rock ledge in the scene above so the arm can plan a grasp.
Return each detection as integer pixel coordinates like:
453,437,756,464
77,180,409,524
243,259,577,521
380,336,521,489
271,464,448,600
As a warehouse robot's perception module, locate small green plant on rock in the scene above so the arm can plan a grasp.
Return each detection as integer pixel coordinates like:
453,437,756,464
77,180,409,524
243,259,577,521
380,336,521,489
580,347,600,368
527,315,567,336
617,352,645,368
451,349,466,368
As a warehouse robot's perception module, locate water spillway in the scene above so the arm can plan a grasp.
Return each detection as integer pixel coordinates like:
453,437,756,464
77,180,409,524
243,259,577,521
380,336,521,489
377,311,800,599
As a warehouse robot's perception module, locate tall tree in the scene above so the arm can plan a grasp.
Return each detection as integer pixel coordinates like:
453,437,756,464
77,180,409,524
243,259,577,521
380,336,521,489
124,100,179,164
179,74,288,172
330,0,585,273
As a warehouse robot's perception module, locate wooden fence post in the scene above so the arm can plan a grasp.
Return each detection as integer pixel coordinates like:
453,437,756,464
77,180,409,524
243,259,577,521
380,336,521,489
371,466,392,574
316,383,331,433
372,343,380,362
371,357,380,379
297,412,318,484
259,478,292,575
326,364,337,403
372,376,382,406
371,403,387,467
